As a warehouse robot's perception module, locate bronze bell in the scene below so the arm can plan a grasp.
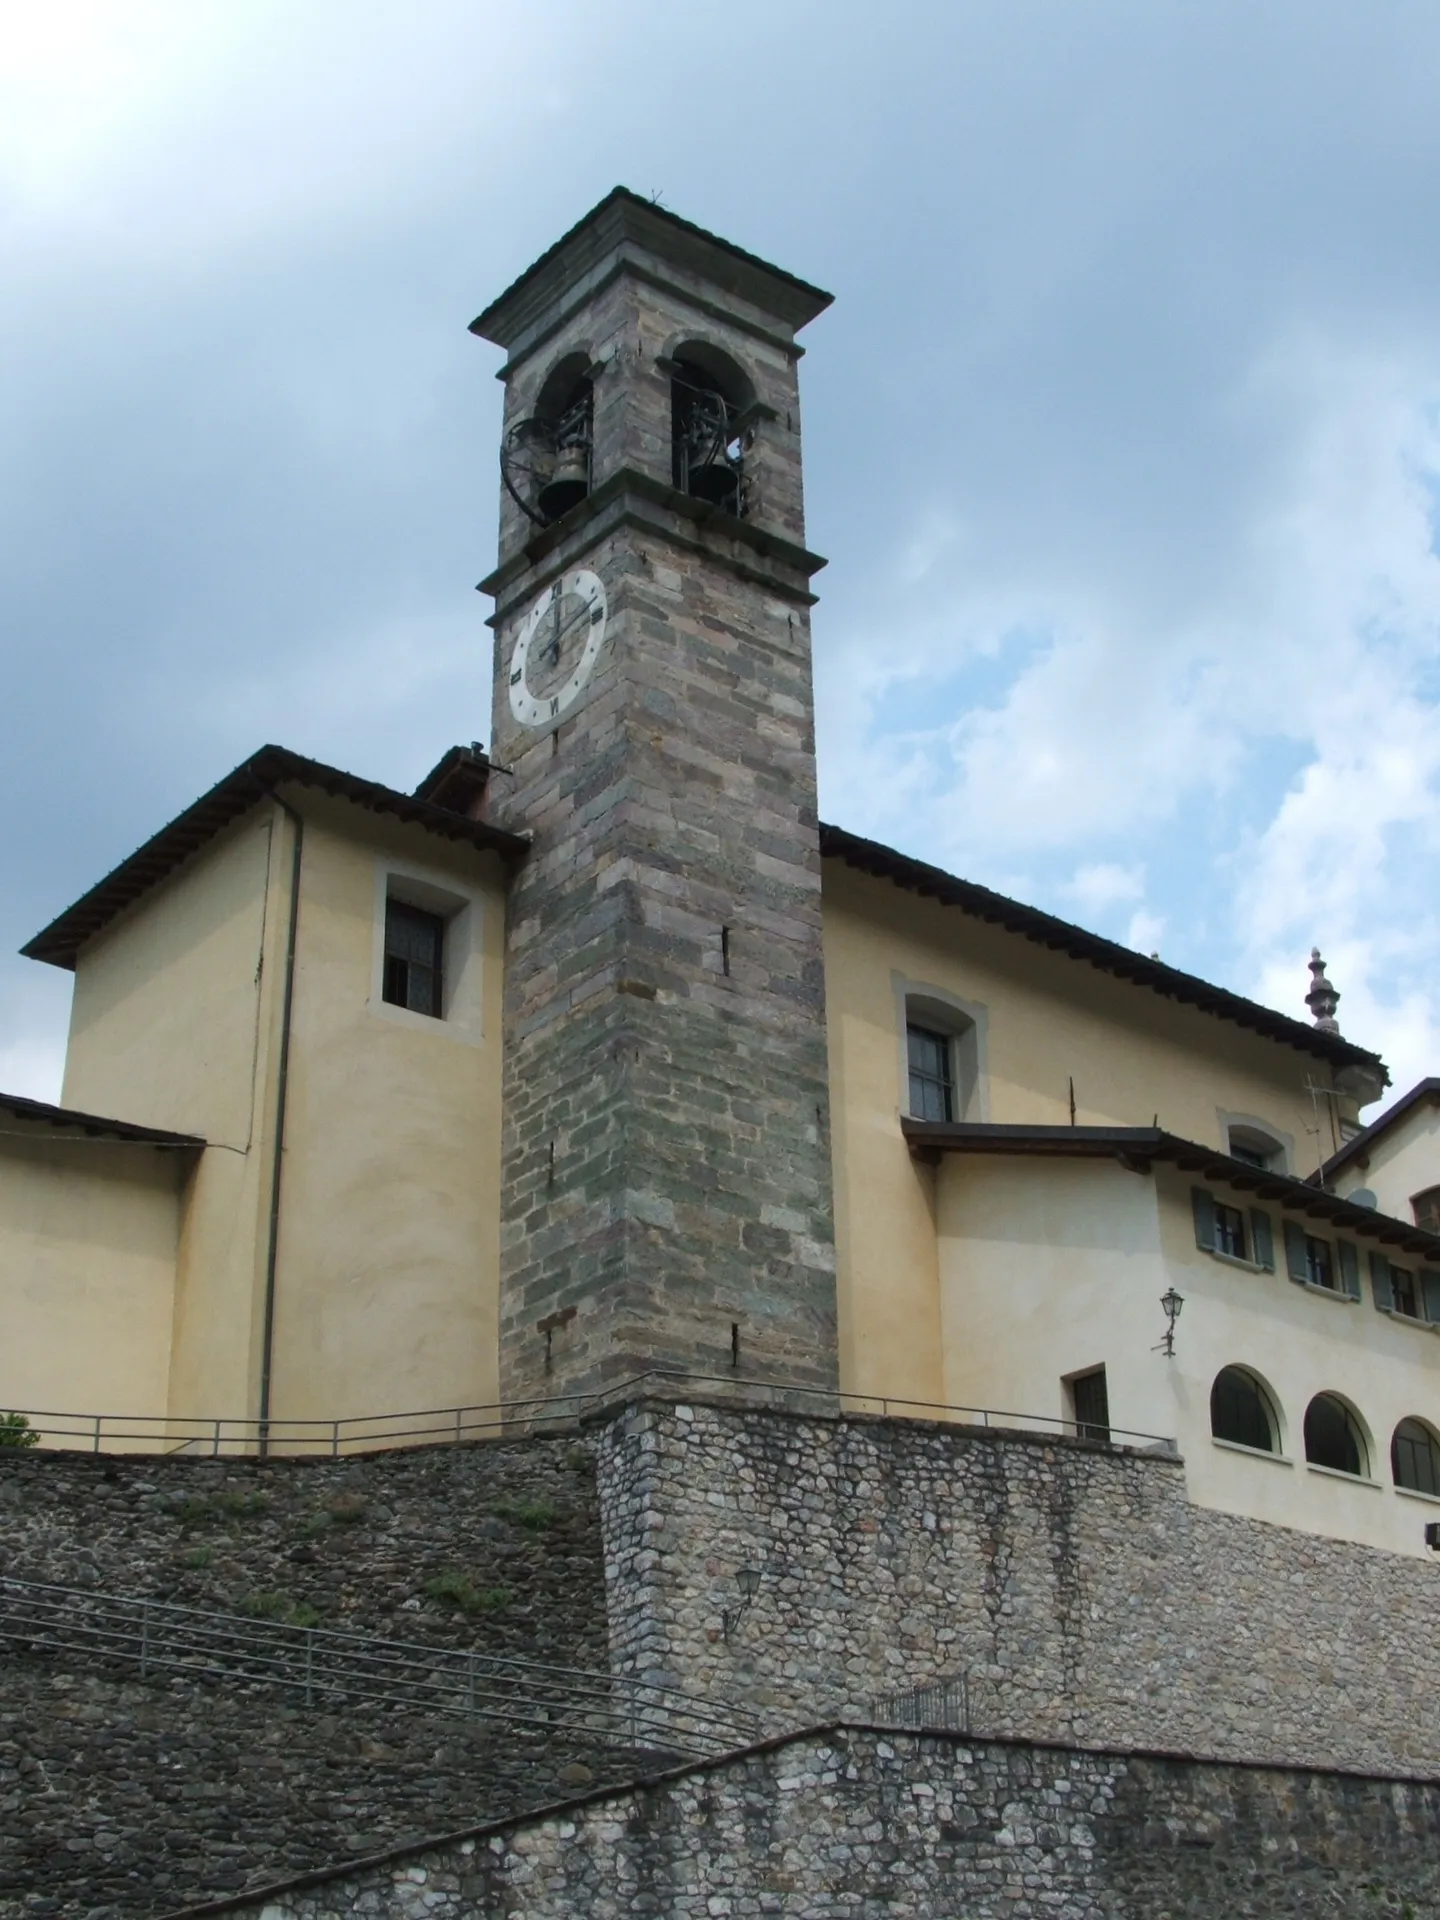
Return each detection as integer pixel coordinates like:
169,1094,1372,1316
537,441,589,521
686,449,740,509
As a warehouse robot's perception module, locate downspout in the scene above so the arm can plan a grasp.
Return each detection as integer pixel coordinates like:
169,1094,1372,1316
258,797,304,1455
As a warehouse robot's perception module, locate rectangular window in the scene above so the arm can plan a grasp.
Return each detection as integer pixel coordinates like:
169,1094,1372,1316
907,1025,954,1123
1285,1222,1359,1298
1391,1264,1420,1319
1304,1235,1334,1290
383,898,444,1018
1414,1188,1440,1235
1069,1368,1110,1444
1213,1201,1247,1261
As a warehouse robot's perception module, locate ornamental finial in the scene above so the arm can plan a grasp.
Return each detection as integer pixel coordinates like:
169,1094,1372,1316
1306,947,1341,1033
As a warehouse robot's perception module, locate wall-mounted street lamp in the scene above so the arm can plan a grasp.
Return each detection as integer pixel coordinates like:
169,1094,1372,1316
1154,1287,1184,1358
722,1566,763,1642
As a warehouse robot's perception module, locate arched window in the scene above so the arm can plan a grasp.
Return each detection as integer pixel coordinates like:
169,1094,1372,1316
1392,1419,1440,1497
669,343,754,518
1210,1367,1279,1453
1303,1393,1368,1478
1227,1123,1286,1172
501,353,594,527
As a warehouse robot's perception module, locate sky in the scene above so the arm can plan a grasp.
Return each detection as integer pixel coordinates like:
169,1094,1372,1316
2,0,1438,1110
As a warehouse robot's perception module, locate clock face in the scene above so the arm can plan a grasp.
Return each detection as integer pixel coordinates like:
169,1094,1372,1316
508,568,608,729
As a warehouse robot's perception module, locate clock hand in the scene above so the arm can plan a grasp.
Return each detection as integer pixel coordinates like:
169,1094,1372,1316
542,596,594,668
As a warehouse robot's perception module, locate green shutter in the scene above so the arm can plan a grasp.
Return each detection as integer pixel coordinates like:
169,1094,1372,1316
1192,1187,1216,1253
1370,1251,1393,1313
1337,1240,1361,1300
1422,1272,1440,1325
1283,1221,1308,1285
1249,1209,1274,1272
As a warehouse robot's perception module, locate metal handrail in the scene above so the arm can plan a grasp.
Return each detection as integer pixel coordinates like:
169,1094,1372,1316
872,1673,970,1733
0,1369,1177,1457
0,1576,757,1758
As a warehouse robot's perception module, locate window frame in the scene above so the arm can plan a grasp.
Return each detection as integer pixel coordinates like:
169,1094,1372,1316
1370,1250,1440,1327
1191,1186,1274,1273
906,1023,955,1124
893,977,988,1126
1302,1391,1372,1480
1066,1366,1111,1445
370,860,488,1045
382,897,446,1019
1209,1365,1281,1455
1391,1418,1440,1499
1218,1111,1293,1176
1282,1220,1361,1300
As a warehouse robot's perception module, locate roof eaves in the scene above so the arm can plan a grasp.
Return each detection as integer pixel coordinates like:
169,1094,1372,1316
470,187,832,345
901,1119,1440,1258
824,823,1387,1080
0,1091,204,1148
21,746,530,971
1317,1078,1440,1182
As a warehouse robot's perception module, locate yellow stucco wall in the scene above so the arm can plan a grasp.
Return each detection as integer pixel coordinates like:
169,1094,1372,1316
1331,1099,1440,1226
932,1151,1440,1555
822,859,1362,1409
55,791,508,1430
262,795,507,1426
63,812,284,1421
0,1128,186,1423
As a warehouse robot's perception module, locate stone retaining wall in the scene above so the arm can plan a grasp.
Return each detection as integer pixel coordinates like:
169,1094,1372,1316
0,1656,646,1920
164,1724,1440,1919
595,1398,1440,1775
0,1436,613,1917
0,1435,603,1662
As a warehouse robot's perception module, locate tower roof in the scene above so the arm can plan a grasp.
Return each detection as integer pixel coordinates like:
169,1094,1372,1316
470,187,833,355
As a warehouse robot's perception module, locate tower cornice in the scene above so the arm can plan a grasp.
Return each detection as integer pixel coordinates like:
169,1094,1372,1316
471,187,832,361
477,468,827,621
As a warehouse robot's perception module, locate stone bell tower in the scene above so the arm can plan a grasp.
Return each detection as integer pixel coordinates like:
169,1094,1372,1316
472,188,837,1401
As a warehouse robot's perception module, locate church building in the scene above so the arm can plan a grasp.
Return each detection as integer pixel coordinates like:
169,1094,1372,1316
5,188,1439,1563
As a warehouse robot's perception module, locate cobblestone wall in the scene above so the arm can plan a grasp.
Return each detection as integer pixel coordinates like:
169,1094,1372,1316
167,1724,1440,1919
0,1437,614,1917
0,1658,643,1920
0,1435,603,1662
594,1398,1440,1775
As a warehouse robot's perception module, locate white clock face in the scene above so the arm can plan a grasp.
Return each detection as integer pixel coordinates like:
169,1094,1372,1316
508,568,608,729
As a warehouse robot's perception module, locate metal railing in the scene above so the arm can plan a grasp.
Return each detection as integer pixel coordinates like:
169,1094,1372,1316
871,1673,970,1733
0,1371,1177,1459
0,1575,757,1759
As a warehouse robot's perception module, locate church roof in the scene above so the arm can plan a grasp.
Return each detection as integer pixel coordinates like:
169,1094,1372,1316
471,186,833,350
22,746,530,971
901,1119,1440,1260
0,1090,203,1148
820,823,1388,1080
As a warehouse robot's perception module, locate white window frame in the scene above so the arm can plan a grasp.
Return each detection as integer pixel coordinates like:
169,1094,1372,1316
370,858,486,1045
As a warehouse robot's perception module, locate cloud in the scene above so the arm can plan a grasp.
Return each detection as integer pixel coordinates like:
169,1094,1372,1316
4,0,1440,1109
1063,864,1146,915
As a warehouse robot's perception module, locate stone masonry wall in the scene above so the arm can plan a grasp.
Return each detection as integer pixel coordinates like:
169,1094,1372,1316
0,1658,646,1920
594,1398,1440,1776
0,1436,603,1662
0,1437,617,1917
486,232,838,1405
168,1724,1440,1919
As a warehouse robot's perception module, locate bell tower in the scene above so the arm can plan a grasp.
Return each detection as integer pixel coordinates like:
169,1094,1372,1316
472,189,837,1401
